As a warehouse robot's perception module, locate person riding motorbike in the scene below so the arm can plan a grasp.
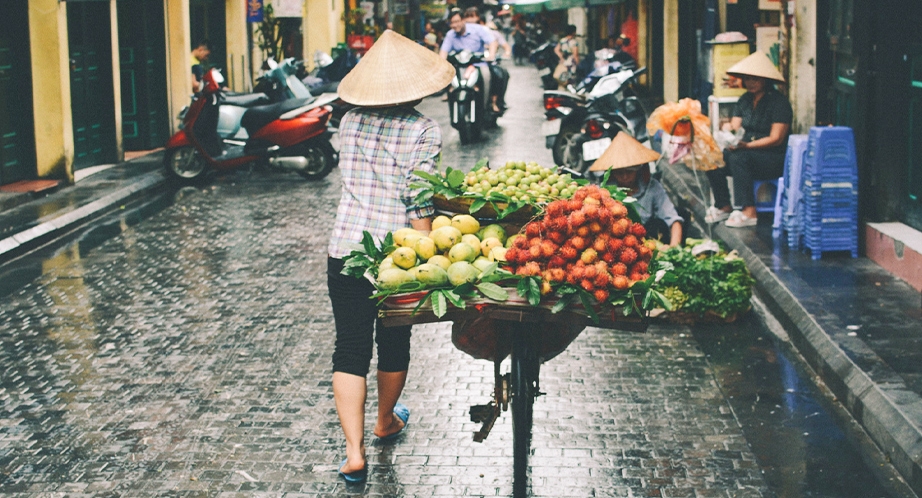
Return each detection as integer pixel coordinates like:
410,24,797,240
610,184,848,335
440,8,501,113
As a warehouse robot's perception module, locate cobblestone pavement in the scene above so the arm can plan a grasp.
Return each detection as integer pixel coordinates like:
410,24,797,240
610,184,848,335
0,163,771,497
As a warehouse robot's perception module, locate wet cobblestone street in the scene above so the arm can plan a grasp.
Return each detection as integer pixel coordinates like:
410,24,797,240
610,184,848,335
0,62,905,498
0,163,774,496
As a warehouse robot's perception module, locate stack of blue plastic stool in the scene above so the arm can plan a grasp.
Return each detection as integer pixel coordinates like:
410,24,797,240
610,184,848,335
801,127,859,259
775,134,809,249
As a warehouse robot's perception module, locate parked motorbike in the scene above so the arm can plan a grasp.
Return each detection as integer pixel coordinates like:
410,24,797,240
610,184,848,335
164,68,337,184
541,57,632,164
254,57,352,129
530,41,559,91
548,67,650,174
447,50,502,144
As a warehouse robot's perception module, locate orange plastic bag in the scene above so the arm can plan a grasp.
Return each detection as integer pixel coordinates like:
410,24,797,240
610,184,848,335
647,99,724,171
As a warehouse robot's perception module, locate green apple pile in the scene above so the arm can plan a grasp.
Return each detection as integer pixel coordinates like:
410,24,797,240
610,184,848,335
463,161,580,204
376,214,516,291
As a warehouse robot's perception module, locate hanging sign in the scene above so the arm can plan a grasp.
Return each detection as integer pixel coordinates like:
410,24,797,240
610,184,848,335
247,0,264,22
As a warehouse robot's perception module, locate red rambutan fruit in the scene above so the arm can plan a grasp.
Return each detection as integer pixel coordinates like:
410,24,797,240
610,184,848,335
611,201,628,219
545,200,566,218
528,245,543,259
601,251,616,264
567,198,582,212
622,234,638,248
514,236,528,249
548,230,567,245
579,279,595,292
631,261,649,275
620,247,638,265
583,265,598,279
540,240,558,258
612,218,630,237
594,289,610,303
607,237,624,253
630,223,647,238
548,255,567,268
525,223,541,238
570,236,587,250
629,272,647,282
593,272,610,289
580,248,598,264
612,275,630,290
568,210,587,227
560,244,578,260
524,261,542,276
576,225,590,237
549,268,566,283
582,203,599,218
611,262,628,276
588,221,602,233
592,236,609,253
637,245,653,260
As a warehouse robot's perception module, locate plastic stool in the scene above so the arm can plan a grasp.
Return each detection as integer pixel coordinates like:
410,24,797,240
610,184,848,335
754,179,779,213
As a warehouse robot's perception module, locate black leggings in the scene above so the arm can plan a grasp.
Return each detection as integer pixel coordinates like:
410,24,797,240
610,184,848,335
706,147,785,209
327,257,412,377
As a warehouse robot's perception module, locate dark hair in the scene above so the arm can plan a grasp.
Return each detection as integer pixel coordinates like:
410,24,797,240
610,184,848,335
192,40,211,51
564,24,577,36
463,6,481,19
448,8,463,20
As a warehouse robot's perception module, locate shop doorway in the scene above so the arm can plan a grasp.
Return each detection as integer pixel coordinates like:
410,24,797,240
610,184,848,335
0,0,36,185
190,0,227,77
117,1,169,152
68,1,118,170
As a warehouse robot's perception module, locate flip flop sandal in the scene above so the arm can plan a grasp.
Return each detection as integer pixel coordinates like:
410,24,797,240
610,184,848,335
338,458,367,483
376,403,409,443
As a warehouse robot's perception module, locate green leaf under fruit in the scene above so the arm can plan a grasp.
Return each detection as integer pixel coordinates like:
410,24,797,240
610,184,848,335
476,282,508,301
447,169,466,189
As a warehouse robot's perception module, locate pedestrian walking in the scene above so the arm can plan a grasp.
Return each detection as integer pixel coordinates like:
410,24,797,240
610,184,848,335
327,29,454,483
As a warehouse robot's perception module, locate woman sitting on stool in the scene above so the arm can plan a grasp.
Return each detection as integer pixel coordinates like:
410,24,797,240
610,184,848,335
704,52,792,228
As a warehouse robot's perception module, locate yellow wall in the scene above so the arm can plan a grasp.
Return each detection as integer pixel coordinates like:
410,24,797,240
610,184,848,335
29,0,73,181
305,0,344,71
663,0,679,103
226,0,250,92
637,0,648,87
164,0,192,135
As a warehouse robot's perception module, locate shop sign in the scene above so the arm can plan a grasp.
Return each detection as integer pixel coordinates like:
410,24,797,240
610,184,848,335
392,0,410,16
273,0,303,17
247,0,264,22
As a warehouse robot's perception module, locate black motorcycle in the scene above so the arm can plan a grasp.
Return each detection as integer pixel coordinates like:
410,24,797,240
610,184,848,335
531,41,559,91
447,51,502,144
551,67,650,174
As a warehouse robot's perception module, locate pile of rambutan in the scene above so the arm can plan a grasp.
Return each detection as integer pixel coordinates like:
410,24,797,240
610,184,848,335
504,184,656,304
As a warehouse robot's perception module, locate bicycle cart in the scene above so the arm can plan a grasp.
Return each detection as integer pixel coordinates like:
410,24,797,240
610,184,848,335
379,293,647,498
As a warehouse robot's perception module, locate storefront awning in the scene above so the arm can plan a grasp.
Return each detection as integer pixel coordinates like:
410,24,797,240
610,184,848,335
507,0,547,13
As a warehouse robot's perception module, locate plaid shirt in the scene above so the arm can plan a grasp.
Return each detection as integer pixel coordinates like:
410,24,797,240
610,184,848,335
328,106,440,258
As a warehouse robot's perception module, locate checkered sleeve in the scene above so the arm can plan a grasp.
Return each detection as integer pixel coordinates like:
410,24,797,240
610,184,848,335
401,120,442,220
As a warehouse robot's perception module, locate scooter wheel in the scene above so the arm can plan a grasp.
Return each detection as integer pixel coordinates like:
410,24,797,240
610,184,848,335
296,141,336,181
164,146,209,185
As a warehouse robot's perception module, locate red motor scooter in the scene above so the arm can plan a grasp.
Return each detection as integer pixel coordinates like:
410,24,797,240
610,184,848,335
164,68,337,184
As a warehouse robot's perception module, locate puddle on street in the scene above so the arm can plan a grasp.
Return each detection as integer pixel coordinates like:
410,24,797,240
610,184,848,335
0,189,178,300
692,312,898,498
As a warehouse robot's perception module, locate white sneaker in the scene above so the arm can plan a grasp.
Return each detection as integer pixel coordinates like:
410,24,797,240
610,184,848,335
725,211,757,227
704,206,731,223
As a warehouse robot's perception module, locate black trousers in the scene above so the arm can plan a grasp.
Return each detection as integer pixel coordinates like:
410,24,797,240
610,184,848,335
706,147,785,209
327,257,412,377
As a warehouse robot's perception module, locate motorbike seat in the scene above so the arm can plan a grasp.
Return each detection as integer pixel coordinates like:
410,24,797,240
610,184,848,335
222,93,271,107
241,97,314,134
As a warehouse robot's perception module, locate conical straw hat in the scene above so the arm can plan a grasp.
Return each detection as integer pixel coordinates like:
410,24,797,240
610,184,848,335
339,30,455,107
726,51,785,83
588,132,661,172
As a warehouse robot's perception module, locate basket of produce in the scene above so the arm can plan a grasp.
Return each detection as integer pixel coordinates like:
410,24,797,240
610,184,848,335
341,183,675,360
651,239,755,323
412,159,582,222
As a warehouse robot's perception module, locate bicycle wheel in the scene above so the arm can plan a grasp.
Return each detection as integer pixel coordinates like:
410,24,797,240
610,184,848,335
511,325,539,498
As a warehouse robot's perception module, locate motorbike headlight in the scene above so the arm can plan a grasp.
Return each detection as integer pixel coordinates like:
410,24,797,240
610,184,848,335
456,50,473,65
466,71,479,88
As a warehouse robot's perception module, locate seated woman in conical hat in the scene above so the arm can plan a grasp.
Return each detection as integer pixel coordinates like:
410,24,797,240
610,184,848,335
703,51,793,228
589,133,685,246
326,30,455,483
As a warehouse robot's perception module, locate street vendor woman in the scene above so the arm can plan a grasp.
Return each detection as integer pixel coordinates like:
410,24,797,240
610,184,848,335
703,51,792,227
589,133,684,246
327,30,454,483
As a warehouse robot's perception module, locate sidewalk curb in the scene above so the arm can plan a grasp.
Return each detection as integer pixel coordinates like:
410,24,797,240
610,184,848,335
0,171,166,263
660,164,922,497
